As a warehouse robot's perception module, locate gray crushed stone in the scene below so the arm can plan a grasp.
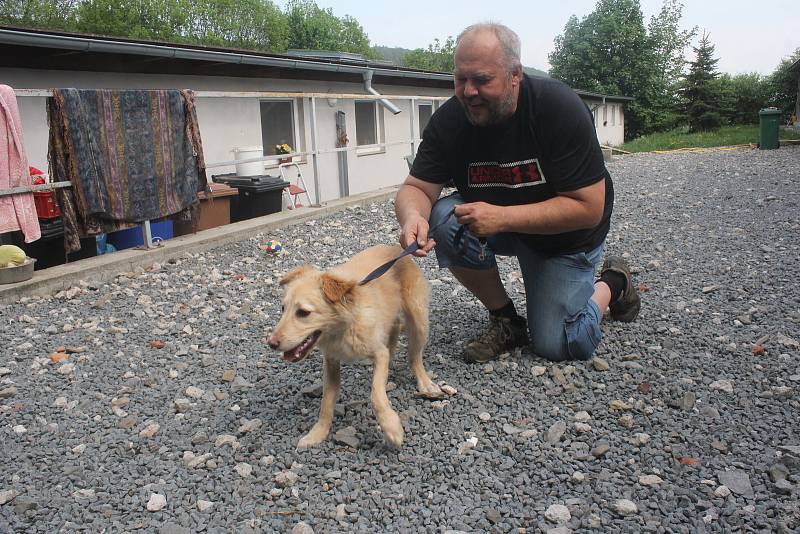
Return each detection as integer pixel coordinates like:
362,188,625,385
1,145,799,532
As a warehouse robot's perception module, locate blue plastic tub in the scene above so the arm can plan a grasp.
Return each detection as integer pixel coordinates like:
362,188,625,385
108,220,173,250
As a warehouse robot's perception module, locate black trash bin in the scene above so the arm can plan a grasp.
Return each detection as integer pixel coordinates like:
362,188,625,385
211,173,289,222
3,218,96,270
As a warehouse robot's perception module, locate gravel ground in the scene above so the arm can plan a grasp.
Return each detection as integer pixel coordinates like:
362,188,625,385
1,145,799,533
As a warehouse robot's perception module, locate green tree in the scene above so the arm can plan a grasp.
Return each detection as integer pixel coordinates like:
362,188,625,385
549,16,592,91
402,37,455,72
285,0,375,58
338,14,374,57
646,0,696,130
0,0,77,31
767,47,800,119
714,72,771,125
682,32,721,131
75,0,189,41
185,0,287,51
647,0,695,89
4,0,382,59
549,0,658,139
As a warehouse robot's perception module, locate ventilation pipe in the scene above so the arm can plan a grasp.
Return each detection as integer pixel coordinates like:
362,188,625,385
363,70,401,115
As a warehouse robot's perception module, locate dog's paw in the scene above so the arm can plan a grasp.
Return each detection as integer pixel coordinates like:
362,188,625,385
297,434,321,449
380,412,404,447
297,428,327,449
383,425,404,447
415,382,444,400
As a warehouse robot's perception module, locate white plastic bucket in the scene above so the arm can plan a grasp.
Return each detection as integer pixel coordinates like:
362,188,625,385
232,146,264,177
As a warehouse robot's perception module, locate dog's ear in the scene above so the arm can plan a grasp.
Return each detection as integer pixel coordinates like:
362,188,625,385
280,265,313,286
320,273,356,304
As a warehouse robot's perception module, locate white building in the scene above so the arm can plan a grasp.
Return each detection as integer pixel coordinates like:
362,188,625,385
1,26,631,206
579,90,632,147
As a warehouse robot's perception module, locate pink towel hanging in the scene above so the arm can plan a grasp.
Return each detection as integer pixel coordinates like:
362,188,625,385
0,84,41,242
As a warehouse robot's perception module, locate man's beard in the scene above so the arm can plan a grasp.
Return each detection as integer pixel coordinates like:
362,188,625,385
460,90,515,126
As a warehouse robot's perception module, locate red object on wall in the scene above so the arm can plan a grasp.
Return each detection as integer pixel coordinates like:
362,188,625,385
29,166,61,219
33,191,61,219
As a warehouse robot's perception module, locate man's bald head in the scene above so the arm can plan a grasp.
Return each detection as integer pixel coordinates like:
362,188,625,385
456,22,522,74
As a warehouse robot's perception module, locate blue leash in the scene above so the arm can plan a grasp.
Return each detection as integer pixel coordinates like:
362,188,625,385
359,207,455,285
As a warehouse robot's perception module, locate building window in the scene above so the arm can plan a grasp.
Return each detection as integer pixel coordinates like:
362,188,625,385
355,100,378,146
611,105,616,126
418,102,433,138
260,99,299,163
355,100,384,152
602,104,608,126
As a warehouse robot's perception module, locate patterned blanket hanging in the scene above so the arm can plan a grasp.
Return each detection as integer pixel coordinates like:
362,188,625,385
48,88,208,252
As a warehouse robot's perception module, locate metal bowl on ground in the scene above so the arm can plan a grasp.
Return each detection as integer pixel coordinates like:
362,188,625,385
0,257,36,284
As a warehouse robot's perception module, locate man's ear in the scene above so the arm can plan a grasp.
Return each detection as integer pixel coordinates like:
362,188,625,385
280,265,314,286
511,64,523,86
320,273,356,304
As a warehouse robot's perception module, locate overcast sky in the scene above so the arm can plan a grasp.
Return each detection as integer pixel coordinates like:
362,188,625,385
289,0,799,76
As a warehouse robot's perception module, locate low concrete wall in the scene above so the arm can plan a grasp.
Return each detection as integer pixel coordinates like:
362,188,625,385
0,187,399,305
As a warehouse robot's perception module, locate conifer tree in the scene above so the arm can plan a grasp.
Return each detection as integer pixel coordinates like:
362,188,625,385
682,32,721,131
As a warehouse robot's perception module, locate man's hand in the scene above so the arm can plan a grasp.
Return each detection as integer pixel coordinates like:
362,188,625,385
454,202,505,238
395,176,444,258
399,214,436,257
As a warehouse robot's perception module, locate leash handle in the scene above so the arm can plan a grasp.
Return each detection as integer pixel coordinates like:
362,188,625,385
359,207,456,285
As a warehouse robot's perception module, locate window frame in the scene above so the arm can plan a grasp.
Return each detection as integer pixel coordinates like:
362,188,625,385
354,99,385,156
417,100,434,139
259,98,304,168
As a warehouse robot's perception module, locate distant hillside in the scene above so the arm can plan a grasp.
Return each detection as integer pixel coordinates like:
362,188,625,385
372,44,549,77
524,66,549,78
372,45,408,66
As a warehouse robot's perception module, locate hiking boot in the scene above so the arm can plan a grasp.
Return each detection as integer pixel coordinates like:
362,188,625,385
601,256,641,322
462,315,529,364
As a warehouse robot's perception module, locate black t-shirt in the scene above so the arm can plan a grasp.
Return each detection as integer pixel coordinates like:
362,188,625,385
411,74,613,254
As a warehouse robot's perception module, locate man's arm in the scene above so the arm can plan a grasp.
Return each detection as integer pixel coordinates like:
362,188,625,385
395,175,445,255
454,177,606,237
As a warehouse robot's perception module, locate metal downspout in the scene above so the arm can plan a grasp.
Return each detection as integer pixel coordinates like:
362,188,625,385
362,70,401,115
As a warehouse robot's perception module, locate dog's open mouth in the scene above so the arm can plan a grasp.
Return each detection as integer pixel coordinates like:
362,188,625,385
281,331,322,363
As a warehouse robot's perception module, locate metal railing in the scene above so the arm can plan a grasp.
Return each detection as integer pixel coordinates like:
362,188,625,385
3,89,451,248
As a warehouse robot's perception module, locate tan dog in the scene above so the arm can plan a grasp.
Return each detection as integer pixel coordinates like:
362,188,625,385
268,244,443,448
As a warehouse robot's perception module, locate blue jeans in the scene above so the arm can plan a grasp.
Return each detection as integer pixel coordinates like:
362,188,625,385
429,193,603,362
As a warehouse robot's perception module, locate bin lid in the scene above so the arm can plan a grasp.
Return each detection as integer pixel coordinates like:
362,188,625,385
212,173,284,187
759,107,781,115
235,180,290,192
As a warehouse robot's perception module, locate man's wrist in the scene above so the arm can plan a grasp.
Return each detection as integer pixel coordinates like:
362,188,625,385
496,205,511,233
